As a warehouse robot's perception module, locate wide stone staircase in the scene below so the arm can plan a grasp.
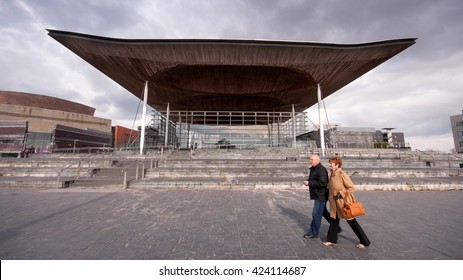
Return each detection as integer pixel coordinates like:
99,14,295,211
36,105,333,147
0,156,97,188
1,147,462,190
130,148,463,191
0,152,150,189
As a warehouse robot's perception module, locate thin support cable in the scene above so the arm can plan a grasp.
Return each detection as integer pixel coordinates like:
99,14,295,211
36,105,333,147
294,104,317,130
322,98,330,127
321,97,335,147
127,88,144,148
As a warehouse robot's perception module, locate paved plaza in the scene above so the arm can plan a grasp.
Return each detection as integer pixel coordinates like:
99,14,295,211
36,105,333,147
0,187,462,260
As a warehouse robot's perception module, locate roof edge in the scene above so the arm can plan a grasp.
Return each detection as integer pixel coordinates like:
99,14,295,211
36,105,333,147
47,29,417,48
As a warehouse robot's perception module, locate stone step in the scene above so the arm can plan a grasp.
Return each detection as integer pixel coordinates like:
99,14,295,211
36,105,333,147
156,159,305,168
0,176,75,188
156,158,433,168
70,166,139,188
130,176,304,190
0,158,102,168
130,176,463,191
0,167,95,177
145,166,462,178
154,158,463,169
344,168,463,177
351,176,463,191
70,177,124,188
146,167,306,178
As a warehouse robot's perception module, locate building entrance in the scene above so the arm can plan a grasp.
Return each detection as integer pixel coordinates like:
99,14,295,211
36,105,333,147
151,110,316,149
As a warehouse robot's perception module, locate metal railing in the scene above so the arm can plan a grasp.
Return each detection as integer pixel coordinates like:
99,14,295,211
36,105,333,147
121,149,167,188
56,151,114,188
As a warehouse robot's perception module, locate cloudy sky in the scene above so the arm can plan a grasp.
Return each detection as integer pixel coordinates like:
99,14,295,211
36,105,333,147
1,0,462,152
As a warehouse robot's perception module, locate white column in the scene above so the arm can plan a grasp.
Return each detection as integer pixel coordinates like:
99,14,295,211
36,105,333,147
317,84,325,156
292,104,296,147
140,81,148,156
178,112,182,149
164,102,170,147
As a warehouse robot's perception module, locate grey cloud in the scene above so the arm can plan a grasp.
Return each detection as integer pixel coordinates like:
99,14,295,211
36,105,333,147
22,0,137,35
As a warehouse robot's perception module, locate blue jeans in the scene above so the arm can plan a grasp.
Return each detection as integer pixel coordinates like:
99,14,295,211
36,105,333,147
308,200,329,236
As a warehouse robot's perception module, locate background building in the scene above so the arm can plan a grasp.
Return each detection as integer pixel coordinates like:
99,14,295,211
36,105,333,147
0,120,28,156
0,91,111,154
300,126,408,150
450,110,463,153
112,125,139,149
373,128,408,149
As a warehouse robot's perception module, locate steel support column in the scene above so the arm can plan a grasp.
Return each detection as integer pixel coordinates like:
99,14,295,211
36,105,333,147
317,84,325,156
140,81,148,156
164,102,170,147
292,104,296,147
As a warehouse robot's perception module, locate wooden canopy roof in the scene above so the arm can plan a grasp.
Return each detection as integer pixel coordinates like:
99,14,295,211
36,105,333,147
48,29,415,124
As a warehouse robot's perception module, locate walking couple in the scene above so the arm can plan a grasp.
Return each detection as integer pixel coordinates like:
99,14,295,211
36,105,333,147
303,154,370,248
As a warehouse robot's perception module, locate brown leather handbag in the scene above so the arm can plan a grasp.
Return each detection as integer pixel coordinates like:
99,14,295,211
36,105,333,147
343,194,366,218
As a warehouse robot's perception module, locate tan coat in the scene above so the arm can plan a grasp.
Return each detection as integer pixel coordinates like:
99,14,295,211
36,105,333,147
327,168,356,220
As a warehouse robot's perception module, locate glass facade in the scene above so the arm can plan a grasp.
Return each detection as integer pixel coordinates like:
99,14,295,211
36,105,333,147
26,132,52,149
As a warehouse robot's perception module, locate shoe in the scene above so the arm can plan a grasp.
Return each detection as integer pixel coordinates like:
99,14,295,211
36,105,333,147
322,242,336,246
338,227,343,233
303,234,318,239
356,243,366,249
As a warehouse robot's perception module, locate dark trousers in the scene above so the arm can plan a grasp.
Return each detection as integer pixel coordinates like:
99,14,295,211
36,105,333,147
327,216,371,246
322,206,331,223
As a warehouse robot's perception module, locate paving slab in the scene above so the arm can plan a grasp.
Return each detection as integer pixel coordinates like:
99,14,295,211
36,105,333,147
0,187,462,260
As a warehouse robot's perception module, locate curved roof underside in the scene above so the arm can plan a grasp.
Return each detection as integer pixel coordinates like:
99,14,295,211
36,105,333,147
48,30,415,124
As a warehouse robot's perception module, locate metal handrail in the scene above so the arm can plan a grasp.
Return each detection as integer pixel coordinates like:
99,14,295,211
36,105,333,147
122,150,160,189
51,146,114,154
415,149,437,164
56,151,114,188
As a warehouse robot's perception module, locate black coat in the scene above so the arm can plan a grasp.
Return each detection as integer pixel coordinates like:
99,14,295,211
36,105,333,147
307,163,329,201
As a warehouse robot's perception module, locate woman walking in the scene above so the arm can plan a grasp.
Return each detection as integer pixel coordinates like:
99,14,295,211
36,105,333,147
323,156,371,248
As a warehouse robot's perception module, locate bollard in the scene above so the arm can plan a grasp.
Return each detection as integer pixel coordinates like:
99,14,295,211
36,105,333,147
123,171,127,188
135,161,139,179
77,160,81,179
142,161,145,178
57,170,61,189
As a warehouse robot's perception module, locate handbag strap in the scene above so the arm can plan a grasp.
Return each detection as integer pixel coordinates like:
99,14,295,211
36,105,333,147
345,193,356,203
339,170,357,203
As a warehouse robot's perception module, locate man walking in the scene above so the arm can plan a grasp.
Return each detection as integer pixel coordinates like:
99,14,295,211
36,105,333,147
303,154,334,239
